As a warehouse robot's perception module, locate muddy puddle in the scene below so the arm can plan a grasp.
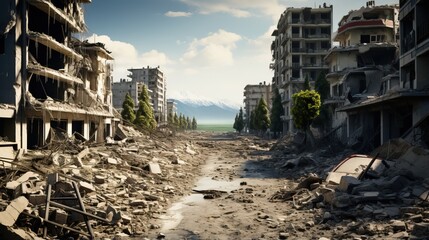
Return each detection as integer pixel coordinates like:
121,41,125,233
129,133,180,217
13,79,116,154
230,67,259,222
159,155,241,233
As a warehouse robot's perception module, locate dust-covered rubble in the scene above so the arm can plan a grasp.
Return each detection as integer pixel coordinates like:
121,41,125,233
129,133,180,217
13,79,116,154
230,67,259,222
0,125,206,239
268,137,429,239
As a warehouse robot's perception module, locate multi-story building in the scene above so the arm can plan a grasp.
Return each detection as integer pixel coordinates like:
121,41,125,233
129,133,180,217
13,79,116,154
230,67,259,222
127,67,167,123
326,0,429,150
112,79,145,110
324,2,399,144
271,4,333,134
0,0,116,152
243,82,272,131
167,99,177,117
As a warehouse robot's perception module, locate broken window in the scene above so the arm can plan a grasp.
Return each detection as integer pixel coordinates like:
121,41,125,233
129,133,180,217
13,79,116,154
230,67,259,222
361,35,370,43
0,35,5,54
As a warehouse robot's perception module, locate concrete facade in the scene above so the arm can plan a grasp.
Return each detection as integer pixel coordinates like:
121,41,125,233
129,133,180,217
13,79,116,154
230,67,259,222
167,99,177,116
243,83,272,131
271,4,333,134
112,79,144,110
127,67,167,123
0,0,116,151
323,2,399,146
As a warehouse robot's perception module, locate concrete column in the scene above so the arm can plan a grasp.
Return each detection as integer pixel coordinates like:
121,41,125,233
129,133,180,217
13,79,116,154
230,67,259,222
43,111,50,144
67,118,72,137
381,110,389,145
83,119,89,140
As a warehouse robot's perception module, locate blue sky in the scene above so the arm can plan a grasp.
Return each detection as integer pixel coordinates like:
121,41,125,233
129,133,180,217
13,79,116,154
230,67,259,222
81,0,398,107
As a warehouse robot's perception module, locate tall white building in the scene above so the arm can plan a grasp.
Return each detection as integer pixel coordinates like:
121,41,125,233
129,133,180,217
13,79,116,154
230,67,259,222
271,4,333,134
127,66,167,123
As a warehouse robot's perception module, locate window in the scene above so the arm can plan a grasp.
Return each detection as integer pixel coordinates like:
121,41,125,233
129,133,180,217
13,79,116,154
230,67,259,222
361,35,370,43
376,35,385,42
370,35,376,42
0,35,5,54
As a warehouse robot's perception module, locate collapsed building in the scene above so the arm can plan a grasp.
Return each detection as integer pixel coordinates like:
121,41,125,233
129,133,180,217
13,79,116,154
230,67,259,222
0,0,117,153
323,2,417,150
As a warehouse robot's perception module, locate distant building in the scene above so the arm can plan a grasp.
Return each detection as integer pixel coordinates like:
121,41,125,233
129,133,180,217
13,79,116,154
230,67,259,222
127,67,167,123
271,4,333,134
167,99,177,117
243,83,272,131
112,79,145,110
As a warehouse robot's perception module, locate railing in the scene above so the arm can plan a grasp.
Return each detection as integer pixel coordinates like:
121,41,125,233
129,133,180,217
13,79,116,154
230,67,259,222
304,34,330,39
292,63,300,68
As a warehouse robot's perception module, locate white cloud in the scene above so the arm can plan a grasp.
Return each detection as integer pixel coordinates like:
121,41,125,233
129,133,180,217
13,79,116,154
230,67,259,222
180,29,242,68
165,11,192,17
86,34,172,81
180,0,285,20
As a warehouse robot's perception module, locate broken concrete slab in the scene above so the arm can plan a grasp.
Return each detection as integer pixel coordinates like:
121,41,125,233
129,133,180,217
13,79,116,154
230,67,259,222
147,162,162,174
107,157,118,165
338,176,361,193
79,181,95,193
395,146,429,179
6,172,39,190
0,196,29,227
28,194,46,206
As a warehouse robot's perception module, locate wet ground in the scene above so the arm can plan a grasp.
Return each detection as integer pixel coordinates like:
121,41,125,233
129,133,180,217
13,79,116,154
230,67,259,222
147,134,293,239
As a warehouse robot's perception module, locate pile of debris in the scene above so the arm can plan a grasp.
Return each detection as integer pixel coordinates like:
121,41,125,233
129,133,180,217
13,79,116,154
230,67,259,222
0,125,204,239
270,139,429,239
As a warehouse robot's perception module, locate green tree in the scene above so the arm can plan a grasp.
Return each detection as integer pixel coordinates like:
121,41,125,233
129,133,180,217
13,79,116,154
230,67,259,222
270,87,284,137
236,107,244,133
249,109,256,131
233,114,239,131
168,111,174,125
186,116,191,130
303,75,311,90
121,92,135,123
174,113,179,128
233,108,245,133
255,98,271,133
291,90,321,130
314,71,329,102
134,85,157,129
192,117,197,130
313,71,331,133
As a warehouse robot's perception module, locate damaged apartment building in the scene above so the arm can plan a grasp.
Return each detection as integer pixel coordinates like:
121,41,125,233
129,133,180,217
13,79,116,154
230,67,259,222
0,0,117,152
271,4,333,134
325,1,429,151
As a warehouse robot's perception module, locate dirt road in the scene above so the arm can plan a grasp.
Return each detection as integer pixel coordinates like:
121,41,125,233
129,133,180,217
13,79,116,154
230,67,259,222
147,132,320,239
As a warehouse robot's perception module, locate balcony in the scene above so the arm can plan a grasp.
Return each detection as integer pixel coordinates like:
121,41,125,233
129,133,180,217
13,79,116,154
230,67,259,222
337,19,394,35
28,0,85,32
303,33,330,39
281,93,291,103
28,31,83,61
291,63,301,69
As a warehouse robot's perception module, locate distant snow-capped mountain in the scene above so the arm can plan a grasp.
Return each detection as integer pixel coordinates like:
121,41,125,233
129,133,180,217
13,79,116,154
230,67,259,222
170,98,239,124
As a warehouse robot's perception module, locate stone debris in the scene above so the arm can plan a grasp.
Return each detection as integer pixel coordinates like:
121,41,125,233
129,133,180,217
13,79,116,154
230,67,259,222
0,126,204,239
269,137,429,239
0,196,29,227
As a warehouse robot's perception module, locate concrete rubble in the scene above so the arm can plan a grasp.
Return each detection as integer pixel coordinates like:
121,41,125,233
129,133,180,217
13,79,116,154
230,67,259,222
269,136,429,239
0,125,203,239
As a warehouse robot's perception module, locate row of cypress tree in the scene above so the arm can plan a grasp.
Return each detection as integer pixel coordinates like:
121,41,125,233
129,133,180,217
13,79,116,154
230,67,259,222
168,112,197,130
121,85,156,129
